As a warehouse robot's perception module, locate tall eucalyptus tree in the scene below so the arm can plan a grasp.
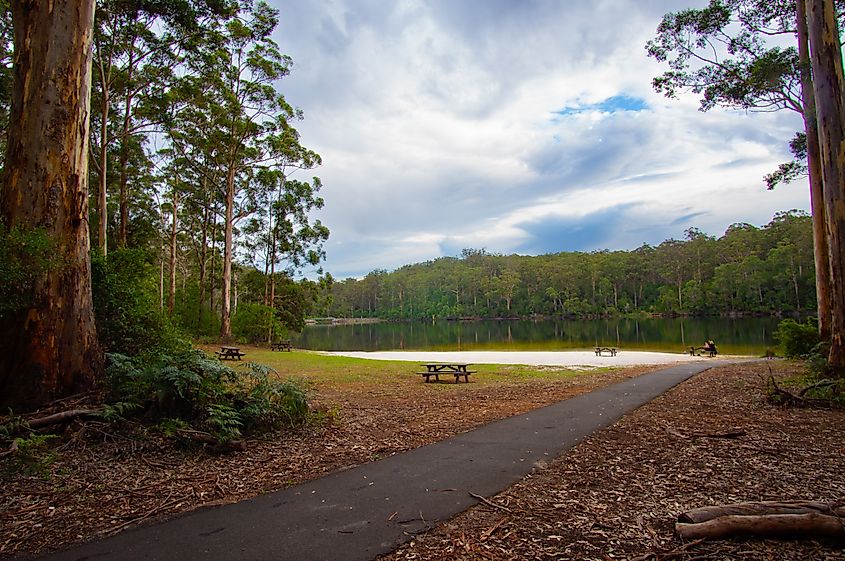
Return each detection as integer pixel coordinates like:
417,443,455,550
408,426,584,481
0,0,101,409
646,0,841,339
805,0,845,373
168,0,322,340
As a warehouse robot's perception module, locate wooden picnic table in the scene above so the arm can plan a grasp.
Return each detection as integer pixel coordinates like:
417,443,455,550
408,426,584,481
417,363,476,383
216,346,246,360
271,340,292,352
688,345,717,357
594,347,617,357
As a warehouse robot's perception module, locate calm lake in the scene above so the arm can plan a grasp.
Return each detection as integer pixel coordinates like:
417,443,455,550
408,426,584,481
293,317,784,356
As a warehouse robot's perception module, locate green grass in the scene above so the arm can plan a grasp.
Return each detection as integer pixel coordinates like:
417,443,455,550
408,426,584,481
214,347,618,389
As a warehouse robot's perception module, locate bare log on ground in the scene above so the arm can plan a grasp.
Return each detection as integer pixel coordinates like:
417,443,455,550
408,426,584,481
679,500,845,523
676,501,845,541
26,409,101,429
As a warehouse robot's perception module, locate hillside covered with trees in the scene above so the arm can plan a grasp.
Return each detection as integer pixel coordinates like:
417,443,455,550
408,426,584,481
327,211,816,320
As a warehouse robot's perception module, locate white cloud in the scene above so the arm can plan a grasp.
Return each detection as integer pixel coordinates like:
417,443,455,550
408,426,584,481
269,0,810,278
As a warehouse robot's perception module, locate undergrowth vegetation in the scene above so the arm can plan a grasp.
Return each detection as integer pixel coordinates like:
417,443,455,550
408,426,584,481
766,318,842,408
106,350,310,442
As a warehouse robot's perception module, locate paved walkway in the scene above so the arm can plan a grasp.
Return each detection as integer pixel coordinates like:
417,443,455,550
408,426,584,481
34,361,729,561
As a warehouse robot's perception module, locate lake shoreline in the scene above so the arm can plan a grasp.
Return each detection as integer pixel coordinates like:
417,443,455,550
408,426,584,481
321,350,744,367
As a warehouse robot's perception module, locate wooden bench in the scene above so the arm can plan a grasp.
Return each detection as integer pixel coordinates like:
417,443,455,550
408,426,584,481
271,341,292,352
417,363,475,383
594,347,617,357
216,347,246,360
688,346,717,357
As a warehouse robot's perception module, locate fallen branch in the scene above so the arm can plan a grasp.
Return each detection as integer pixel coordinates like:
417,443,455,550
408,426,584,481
799,379,837,397
480,516,508,541
676,501,845,541
469,491,512,513
174,428,246,452
679,500,845,523
667,427,746,440
26,409,101,429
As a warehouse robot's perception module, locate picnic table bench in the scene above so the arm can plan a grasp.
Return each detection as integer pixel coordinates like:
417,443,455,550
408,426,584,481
594,347,617,357
417,363,476,383
688,346,717,357
215,346,246,360
271,340,292,352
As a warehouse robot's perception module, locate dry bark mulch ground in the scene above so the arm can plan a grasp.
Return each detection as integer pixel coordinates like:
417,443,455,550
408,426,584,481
381,360,845,561
3,360,844,561
0,363,655,558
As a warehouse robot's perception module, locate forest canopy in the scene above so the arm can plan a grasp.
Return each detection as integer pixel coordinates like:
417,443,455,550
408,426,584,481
326,210,816,321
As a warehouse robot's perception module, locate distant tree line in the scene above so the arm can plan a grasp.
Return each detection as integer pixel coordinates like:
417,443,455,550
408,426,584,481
326,211,816,320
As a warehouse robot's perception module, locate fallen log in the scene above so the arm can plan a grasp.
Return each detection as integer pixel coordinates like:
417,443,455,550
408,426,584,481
679,500,845,523
26,409,101,429
677,513,845,540
676,501,845,541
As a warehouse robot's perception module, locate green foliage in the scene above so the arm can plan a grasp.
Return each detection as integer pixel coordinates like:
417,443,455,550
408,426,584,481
91,249,184,355
97,401,143,423
231,302,286,344
325,211,816,320
106,350,310,443
0,225,58,318
775,317,820,359
2,434,58,479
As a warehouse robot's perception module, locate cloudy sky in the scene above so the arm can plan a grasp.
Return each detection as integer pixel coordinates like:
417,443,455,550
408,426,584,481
267,0,808,280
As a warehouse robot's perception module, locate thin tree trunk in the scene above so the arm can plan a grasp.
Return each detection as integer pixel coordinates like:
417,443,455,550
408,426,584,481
168,192,178,315
97,86,108,256
220,165,235,340
198,180,209,325
798,0,833,340
0,0,102,410
117,39,135,249
806,0,845,374
210,213,216,316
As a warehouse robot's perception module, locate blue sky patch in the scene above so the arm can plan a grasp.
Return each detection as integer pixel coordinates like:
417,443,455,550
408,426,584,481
554,95,649,117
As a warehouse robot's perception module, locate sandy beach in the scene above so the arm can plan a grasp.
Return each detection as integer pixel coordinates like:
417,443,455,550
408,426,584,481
323,350,724,367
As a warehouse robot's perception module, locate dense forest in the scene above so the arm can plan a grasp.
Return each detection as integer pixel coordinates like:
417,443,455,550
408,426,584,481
326,211,816,320
0,0,331,349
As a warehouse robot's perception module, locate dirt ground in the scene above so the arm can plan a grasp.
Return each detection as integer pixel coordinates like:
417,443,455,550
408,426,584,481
381,361,845,561
3,360,844,560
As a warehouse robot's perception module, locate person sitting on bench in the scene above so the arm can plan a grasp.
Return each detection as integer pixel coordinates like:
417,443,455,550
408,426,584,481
703,340,717,356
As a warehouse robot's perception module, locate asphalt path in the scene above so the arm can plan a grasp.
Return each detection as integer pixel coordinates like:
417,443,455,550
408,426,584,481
31,360,730,561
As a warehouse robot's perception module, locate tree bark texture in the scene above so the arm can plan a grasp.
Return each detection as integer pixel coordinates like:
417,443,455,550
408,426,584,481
0,0,103,410
798,0,833,341
806,0,845,374
220,164,235,340
676,500,845,541
168,192,178,315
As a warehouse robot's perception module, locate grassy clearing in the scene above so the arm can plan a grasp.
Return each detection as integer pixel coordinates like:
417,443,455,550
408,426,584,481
206,346,620,390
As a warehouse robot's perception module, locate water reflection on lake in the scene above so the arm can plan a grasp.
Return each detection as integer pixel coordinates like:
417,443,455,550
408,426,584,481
294,317,781,356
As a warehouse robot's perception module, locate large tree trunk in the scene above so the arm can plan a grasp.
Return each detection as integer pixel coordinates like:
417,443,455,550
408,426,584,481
0,0,102,410
798,0,833,341
220,165,235,340
806,0,845,374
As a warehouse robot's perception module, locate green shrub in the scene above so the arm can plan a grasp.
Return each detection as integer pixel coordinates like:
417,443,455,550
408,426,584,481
91,249,183,355
2,434,58,479
231,302,287,344
774,317,820,359
106,350,309,443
